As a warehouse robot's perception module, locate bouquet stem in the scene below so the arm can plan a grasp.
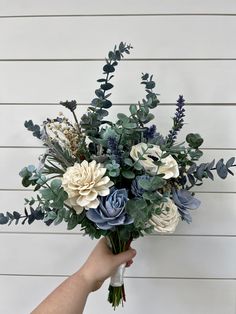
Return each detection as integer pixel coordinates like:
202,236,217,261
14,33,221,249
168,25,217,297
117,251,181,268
106,232,132,309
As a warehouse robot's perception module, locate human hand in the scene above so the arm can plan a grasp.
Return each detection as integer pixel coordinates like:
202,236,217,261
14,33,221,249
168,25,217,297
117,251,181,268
78,238,136,292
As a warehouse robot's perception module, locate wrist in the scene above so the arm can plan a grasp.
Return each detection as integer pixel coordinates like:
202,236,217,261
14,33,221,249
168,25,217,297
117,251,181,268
74,268,97,293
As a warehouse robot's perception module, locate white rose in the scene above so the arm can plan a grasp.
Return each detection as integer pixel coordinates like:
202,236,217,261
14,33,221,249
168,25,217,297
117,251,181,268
130,143,179,179
62,160,113,214
149,198,180,233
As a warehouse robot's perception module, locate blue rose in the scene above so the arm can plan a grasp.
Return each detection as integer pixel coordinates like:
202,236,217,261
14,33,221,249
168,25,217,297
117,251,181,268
131,175,151,198
86,188,133,230
172,189,201,223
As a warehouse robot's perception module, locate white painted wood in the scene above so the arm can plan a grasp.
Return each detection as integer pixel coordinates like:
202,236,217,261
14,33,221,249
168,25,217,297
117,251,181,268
0,233,236,278
0,0,236,15
1,192,236,236
1,147,235,191
1,16,236,59
0,276,235,314
1,2,236,313
1,104,236,148
1,61,236,103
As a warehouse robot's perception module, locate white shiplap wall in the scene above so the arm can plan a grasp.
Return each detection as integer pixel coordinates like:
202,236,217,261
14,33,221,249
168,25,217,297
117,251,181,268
0,1,236,313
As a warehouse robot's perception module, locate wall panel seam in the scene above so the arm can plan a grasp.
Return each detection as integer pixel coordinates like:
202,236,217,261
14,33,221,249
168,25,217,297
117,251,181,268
1,14,236,19
1,58,236,62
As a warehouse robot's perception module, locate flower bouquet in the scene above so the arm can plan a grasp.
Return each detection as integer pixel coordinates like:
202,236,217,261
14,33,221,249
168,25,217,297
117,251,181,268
0,42,235,309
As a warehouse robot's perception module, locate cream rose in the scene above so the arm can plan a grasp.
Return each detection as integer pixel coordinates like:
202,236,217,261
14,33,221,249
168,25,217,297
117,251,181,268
62,160,113,214
149,198,180,233
130,143,179,179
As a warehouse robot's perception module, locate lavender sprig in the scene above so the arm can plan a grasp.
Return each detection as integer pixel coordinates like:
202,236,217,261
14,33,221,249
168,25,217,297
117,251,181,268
144,124,156,140
166,95,185,145
107,136,121,163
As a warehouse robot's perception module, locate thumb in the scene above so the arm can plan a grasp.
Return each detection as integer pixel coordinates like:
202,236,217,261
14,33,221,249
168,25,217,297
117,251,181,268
113,248,136,267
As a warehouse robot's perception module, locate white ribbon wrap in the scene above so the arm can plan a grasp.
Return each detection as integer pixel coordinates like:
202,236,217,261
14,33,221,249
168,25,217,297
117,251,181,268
110,263,126,287
106,236,126,287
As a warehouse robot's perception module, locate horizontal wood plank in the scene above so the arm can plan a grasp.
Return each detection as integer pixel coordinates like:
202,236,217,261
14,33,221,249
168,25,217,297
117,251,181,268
0,104,236,148
0,234,236,278
1,61,236,103
0,147,235,191
1,192,236,236
1,16,236,59
0,276,235,314
1,0,236,15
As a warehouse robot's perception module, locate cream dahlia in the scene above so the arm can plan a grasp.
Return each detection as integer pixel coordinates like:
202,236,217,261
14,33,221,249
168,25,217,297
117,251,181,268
149,198,180,233
62,160,113,213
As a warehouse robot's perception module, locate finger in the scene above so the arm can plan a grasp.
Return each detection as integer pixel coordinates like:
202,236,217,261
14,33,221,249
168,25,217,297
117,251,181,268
114,248,136,267
125,260,133,267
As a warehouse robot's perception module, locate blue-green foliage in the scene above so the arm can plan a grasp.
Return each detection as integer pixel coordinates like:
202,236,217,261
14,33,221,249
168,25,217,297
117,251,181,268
24,120,41,139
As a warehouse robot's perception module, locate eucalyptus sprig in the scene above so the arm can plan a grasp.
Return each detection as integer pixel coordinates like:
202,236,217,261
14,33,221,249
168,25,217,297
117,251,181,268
81,42,133,138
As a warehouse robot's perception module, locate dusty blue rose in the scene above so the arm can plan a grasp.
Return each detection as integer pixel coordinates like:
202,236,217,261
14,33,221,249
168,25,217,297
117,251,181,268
172,189,201,223
131,175,151,198
86,188,133,230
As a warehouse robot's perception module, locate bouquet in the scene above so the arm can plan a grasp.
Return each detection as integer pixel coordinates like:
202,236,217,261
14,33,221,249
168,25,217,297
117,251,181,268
0,42,235,309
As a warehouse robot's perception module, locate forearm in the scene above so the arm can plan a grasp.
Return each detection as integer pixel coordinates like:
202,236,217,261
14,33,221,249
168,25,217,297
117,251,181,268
31,270,92,314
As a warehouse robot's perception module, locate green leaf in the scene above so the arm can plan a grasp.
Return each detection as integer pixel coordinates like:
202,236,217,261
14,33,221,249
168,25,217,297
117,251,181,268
141,73,149,80
109,169,120,177
95,89,104,98
216,159,228,179
129,104,138,115
138,179,151,190
119,227,131,242
134,199,147,209
52,189,68,209
45,211,57,221
151,176,166,189
67,213,78,230
101,99,112,108
0,213,9,224
40,188,54,200
139,176,165,191
13,211,21,220
126,200,149,228
121,170,135,179
145,81,155,89
143,192,159,201
103,64,115,73
189,149,203,161
64,210,71,222
143,113,155,124
226,157,235,168
96,109,108,118
24,120,41,139
50,179,62,191
123,122,137,129
108,51,116,60
117,113,129,123
186,133,204,149
54,208,66,225
101,83,113,91
124,158,133,167
133,161,143,171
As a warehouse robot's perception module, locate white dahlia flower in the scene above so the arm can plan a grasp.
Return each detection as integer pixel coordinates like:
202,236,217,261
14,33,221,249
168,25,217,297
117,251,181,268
62,160,113,214
149,198,180,233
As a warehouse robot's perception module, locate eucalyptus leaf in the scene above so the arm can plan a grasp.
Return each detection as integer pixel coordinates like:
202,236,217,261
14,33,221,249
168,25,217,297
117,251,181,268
226,157,235,168
129,104,138,115
121,170,135,179
50,179,62,191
